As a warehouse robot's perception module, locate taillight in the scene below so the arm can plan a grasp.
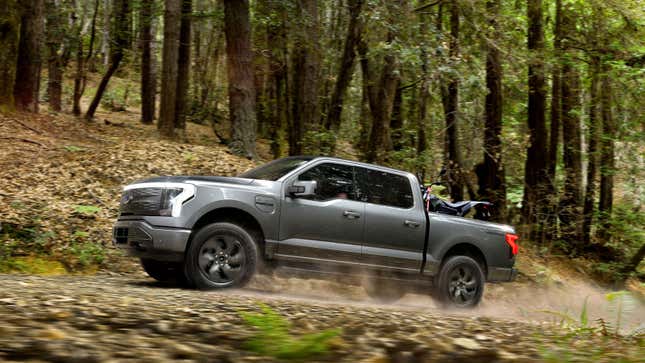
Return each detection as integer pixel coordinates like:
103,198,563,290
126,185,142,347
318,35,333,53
505,233,519,256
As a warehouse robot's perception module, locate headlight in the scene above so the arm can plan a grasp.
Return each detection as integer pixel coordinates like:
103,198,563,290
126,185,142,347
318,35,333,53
121,183,195,217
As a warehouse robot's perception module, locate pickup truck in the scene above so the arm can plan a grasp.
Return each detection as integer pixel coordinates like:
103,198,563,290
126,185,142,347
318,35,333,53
113,156,518,308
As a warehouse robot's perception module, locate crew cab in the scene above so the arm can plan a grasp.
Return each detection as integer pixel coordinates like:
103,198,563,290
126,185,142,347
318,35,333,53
113,156,518,307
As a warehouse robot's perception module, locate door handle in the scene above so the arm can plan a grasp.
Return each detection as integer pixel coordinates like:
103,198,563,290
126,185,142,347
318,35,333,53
404,220,420,228
343,210,361,219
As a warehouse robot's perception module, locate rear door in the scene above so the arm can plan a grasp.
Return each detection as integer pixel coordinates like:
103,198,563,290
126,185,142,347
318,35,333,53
357,167,426,272
277,162,365,264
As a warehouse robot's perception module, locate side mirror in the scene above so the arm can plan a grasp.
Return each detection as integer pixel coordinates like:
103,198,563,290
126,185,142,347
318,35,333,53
287,180,317,198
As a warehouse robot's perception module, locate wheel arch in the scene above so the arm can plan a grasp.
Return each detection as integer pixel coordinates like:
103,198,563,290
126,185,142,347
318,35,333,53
186,207,266,258
439,242,488,276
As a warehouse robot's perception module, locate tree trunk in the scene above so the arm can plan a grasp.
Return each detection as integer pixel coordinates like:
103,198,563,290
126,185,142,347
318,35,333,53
324,0,363,132
13,0,44,113
416,11,430,180
140,0,155,124
390,86,404,151
102,0,110,66
289,0,320,155
158,0,182,136
175,0,191,130
441,0,464,201
45,0,64,112
0,0,21,109
558,3,583,246
223,0,256,158
85,0,130,120
582,56,601,245
597,63,615,242
479,0,506,221
72,12,84,116
522,0,548,237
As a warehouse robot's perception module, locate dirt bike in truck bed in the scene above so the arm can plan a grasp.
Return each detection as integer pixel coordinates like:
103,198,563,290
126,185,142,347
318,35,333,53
113,156,518,308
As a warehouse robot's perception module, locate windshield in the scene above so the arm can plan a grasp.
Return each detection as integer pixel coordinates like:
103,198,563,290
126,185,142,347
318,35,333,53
239,157,313,181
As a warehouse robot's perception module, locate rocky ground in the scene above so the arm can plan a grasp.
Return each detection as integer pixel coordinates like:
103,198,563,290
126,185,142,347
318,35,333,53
0,273,642,363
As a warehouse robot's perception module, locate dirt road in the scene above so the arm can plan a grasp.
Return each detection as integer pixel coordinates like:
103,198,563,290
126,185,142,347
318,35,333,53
0,274,642,362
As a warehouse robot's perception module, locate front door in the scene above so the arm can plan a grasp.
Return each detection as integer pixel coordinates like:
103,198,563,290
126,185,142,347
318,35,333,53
277,162,364,264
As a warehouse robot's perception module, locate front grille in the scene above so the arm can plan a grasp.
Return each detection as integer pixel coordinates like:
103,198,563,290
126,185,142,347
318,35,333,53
113,225,152,248
114,227,128,244
120,188,164,216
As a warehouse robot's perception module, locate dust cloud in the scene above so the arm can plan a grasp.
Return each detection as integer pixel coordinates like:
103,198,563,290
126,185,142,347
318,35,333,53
247,271,645,334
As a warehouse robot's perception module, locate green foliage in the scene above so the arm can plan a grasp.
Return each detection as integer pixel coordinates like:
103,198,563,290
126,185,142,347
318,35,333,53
239,304,341,360
73,205,102,216
63,145,85,152
100,84,137,112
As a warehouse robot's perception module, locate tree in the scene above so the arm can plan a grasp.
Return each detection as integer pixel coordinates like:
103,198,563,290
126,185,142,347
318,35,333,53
478,0,506,221
139,0,156,124
597,63,615,242
13,0,44,112
158,0,182,136
558,1,583,245
0,0,21,109
582,55,601,245
175,0,191,131
324,0,364,133
289,0,320,155
85,0,131,120
441,0,465,201
223,0,256,158
45,0,65,112
522,0,548,238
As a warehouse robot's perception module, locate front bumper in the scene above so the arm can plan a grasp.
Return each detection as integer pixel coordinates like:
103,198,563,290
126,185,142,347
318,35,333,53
112,220,191,262
487,267,518,282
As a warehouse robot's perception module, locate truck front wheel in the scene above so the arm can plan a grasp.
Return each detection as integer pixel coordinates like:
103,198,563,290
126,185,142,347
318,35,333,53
434,255,484,308
184,222,258,289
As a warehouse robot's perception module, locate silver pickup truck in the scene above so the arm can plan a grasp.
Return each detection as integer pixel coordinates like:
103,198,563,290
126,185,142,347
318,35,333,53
113,156,518,307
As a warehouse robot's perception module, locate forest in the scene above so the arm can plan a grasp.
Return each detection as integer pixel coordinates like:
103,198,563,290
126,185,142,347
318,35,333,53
0,0,643,281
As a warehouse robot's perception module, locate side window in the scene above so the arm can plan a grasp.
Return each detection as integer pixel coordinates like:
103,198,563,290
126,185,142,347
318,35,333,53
356,168,414,208
297,163,355,201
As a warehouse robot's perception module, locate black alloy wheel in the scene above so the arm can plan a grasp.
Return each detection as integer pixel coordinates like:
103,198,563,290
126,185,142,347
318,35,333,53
435,255,484,308
185,222,258,289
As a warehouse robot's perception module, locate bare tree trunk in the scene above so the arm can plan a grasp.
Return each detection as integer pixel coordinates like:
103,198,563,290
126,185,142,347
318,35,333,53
0,0,21,109
175,0,191,130
85,0,130,120
441,0,464,201
324,0,363,132
290,0,320,155
223,0,256,158
140,0,155,124
523,0,548,238
74,0,99,115
479,0,506,221
582,56,600,245
545,0,562,242
416,10,430,180
13,0,44,113
558,3,583,246
597,63,615,242
45,0,64,112
102,0,110,66
158,0,182,136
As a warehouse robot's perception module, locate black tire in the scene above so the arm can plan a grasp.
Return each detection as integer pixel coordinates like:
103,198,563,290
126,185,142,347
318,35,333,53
364,280,406,303
184,222,258,289
140,258,187,284
434,255,485,308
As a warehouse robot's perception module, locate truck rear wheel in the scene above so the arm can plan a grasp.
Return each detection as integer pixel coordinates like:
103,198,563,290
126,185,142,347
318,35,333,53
434,255,484,308
184,222,258,289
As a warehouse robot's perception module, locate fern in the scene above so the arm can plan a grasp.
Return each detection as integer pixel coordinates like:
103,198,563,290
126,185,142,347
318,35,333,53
239,303,341,361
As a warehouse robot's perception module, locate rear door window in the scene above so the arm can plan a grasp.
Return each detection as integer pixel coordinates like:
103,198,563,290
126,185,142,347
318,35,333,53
356,167,414,208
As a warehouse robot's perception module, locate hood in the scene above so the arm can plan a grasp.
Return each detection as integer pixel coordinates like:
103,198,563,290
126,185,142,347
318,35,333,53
132,175,256,186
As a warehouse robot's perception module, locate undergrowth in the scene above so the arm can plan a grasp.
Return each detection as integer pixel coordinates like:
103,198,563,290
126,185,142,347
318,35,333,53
239,304,341,361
